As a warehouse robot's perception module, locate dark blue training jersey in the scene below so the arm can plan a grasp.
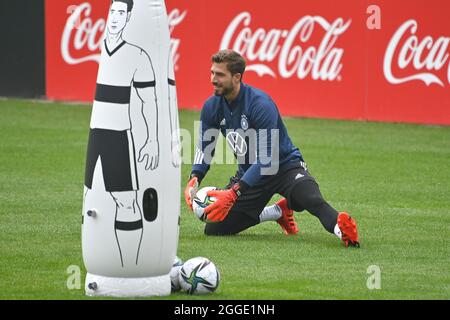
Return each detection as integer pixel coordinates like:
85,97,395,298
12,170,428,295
191,83,303,188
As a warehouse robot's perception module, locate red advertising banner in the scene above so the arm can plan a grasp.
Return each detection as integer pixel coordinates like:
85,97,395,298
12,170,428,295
46,0,108,102
366,0,450,124
45,0,450,125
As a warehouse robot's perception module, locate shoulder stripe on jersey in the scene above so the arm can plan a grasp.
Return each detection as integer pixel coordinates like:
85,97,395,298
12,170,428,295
133,80,156,88
168,78,176,86
95,83,131,104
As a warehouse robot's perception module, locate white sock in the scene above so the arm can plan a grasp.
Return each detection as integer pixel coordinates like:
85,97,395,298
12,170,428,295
259,204,282,223
334,224,342,239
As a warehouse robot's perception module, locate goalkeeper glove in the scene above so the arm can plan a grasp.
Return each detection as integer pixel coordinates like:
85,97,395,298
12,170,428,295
184,176,199,211
204,183,242,222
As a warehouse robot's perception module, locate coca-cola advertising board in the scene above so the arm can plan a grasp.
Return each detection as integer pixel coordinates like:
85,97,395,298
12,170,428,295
366,0,450,124
45,0,450,125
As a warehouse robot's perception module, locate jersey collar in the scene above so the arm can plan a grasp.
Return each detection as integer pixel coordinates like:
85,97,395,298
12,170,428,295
226,82,247,109
104,40,127,57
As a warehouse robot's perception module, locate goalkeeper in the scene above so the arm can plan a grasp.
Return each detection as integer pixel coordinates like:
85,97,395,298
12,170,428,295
184,50,359,247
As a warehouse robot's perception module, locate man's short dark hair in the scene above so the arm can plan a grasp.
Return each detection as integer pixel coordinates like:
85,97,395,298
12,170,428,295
112,0,134,12
212,50,246,81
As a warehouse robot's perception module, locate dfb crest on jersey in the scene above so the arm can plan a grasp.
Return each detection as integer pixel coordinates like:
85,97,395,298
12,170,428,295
240,115,249,130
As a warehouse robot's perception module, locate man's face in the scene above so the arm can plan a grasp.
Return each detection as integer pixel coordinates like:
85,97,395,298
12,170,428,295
107,2,130,35
210,62,240,97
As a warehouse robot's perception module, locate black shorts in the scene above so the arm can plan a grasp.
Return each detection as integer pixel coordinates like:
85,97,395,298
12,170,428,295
204,162,315,235
84,128,139,192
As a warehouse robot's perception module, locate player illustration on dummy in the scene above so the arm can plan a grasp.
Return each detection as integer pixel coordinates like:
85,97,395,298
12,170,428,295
83,0,164,268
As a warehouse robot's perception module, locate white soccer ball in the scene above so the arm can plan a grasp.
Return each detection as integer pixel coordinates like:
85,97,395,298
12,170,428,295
170,256,184,292
178,257,220,295
192,186,217,222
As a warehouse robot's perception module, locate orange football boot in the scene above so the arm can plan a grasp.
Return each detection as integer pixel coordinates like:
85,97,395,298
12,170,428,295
276,198,298,235
337,212,360,247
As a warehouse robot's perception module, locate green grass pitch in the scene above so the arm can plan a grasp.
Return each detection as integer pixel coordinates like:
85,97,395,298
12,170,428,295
0,98,449,300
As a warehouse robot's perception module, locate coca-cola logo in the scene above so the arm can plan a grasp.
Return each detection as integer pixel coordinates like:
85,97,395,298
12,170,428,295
168,9,187,70
384,19,450,87
61,2,186,67
62,2,104,65
220,12,351,81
